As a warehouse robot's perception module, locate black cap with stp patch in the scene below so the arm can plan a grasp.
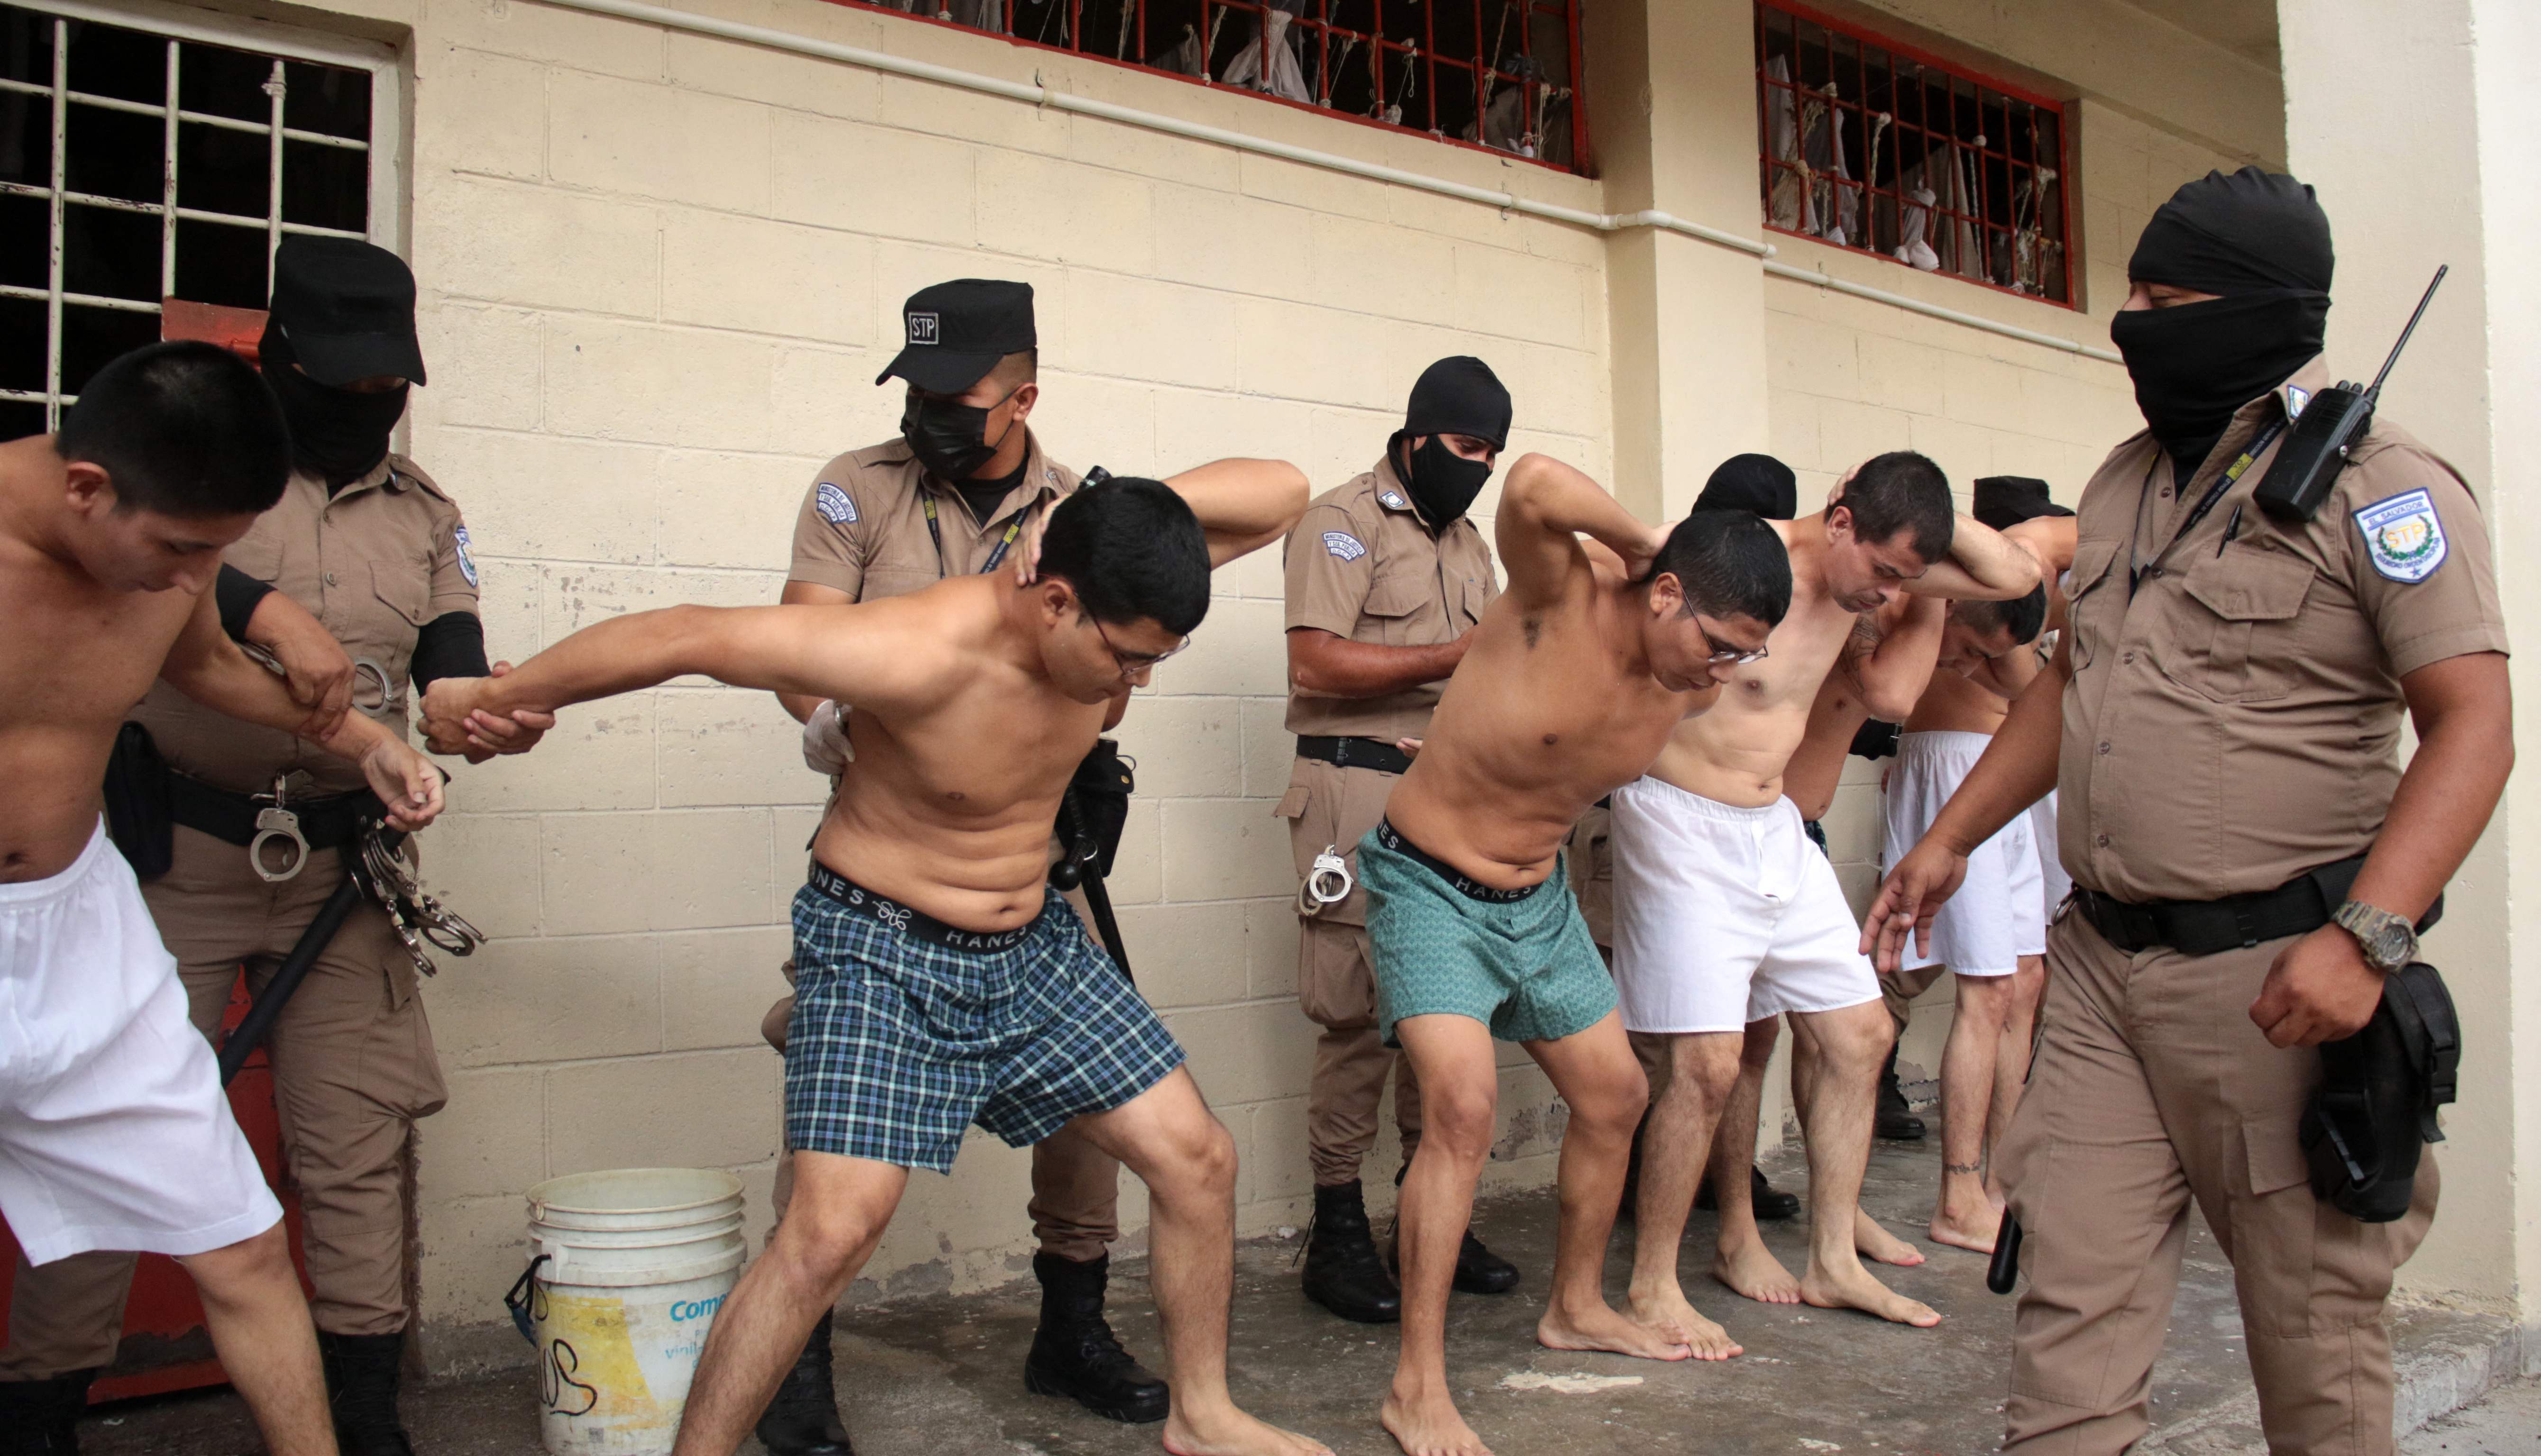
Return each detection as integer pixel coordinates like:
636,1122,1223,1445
266,236,427,387
1972,475,2075,531
875,279,1036,394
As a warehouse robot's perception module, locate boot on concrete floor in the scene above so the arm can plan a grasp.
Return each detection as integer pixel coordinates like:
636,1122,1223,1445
1876,1046,1927,1141
1387,1165,1522,1295
754,1309,853,1455
0,1370,95,1456
318,1331,414,1456
1299,1179,1399,1323
1022,1252,1169,1424
1693,1167,1801,1221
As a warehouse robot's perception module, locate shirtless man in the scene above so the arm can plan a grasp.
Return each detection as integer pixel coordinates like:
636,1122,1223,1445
1611,451,2038,1343
1,343,445,1456
1364,453,1790,1456
422,464,1325,1456
1880,588,2047,1253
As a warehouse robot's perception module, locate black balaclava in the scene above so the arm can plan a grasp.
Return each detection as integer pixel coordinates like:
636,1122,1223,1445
1696,453,1798,519
2110,166,2332,477
1392,355,1512,529
900,386,1020,486
259,317,409,489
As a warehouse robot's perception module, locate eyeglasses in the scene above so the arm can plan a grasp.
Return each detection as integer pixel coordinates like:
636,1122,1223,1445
1091,616,1192,678
1698,620,1770,666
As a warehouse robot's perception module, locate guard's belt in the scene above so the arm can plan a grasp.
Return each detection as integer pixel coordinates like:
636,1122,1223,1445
2073,854,2440,958
1297,735,1415,777
169,772,381,852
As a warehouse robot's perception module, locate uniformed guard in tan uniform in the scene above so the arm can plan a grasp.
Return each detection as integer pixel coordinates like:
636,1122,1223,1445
1275,357,1519,1323
0,239,547,1456
755,280,1157,1455
1866,169,2512,1455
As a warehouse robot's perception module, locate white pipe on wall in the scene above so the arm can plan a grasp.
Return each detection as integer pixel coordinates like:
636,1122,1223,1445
527,0,2123,366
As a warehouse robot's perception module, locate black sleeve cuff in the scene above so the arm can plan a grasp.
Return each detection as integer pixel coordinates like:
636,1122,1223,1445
410,611,490,692
215,564,275,642
1849,718,1902,761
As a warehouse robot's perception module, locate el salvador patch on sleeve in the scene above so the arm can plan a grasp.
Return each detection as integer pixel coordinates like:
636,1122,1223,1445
2354,488,2448,583
452,525,480,588
815,482,857,525
1323,530,1367,562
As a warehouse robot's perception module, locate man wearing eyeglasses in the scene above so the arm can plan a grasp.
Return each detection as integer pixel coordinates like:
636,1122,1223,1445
1274,356,1519,1329
1610,451,2038,1355
755,280,1152,1453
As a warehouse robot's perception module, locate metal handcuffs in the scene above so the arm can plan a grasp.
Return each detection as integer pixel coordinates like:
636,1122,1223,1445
357,826,485,976
250,773,311,883
1297,844,1355,917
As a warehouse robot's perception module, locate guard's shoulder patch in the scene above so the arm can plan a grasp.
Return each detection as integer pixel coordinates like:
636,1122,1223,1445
1322,530,1368,563
2353,487,2448,583
815,482,857,525
1377,489,1411,512
452,524,480,588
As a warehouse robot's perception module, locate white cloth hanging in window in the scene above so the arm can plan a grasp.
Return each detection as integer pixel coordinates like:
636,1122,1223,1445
1220,9,1309,103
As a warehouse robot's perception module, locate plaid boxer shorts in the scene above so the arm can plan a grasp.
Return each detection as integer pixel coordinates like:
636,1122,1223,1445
784,864,1186,1173
1359,819,1617,1047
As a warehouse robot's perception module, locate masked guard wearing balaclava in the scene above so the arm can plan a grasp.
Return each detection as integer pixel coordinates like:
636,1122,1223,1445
0,237,549,1456
1866,166,2512,1454
1273,356,1523,1323
766,280,1167,1454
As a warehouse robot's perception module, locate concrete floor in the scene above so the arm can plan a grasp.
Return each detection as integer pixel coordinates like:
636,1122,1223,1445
70,1135,2514,1455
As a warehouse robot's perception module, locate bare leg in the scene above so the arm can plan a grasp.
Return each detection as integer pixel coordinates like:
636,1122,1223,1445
1786,1002,1938,1327
1069,1068,1331,1456
1524,1011,1696,1363
1931,973,2016,1253
1983,956,2047,1206
1709,1017,1799,1304
672,1152,908,1455
1621,1029,1744,1358
1382,1014,1501,1456
179,1223,337,1456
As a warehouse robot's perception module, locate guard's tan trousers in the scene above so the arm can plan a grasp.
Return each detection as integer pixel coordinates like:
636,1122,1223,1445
1880,963,1946,1037
1998,914,2435,1455
1,827,447,1376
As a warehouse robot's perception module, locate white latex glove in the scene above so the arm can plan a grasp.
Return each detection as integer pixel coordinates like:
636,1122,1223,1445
802,699,853,775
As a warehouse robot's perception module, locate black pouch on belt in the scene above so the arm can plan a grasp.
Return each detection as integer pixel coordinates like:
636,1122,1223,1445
2299,962,2460,1222
1051,737,1136,888
102,721,175,880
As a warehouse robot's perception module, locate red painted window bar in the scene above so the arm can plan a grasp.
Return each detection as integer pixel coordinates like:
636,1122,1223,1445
831,0,1590,175
1755,0,2074,307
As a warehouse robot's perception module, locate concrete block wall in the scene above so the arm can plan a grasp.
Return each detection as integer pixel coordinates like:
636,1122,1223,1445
388,0,1612,1367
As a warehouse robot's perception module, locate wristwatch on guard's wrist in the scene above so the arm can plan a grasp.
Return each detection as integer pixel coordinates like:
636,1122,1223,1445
2332,899,2418,974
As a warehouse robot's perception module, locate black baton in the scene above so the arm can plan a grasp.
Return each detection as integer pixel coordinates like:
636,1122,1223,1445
218,827,401,1086
1987,1212,2023,1294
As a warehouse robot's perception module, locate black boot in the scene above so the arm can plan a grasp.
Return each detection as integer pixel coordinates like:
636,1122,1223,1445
1385,1165,1521,1296
317,1331,414,1456
0,1370,94,1456
1299,1180,1399,1323
1876,1046,1927,1141
753,1310,853,1456
1694,1167,1801,1221
1023,1253,1169,1424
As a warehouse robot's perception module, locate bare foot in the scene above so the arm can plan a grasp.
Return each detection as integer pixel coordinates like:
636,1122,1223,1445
1622,1286,1742,1361
1380,1386,1492,1456
1928,1199,2002,1255
1855,1209,1929,1266
1536,1298,1698,1362
1799,1259,1941,1328
1712,1237,1801,1304
1163,1405,1335,1456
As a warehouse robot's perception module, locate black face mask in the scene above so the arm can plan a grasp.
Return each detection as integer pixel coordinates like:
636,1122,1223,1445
260,328,409,486
901,388,1018,484
2109,291,2326,471
1399,432,1492,528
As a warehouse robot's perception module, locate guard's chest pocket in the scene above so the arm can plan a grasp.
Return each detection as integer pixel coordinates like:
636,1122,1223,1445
2169,553,2315,703
1362,571,1432,647
2061,539,2121,673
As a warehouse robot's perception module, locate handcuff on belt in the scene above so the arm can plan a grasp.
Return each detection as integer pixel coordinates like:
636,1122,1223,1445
1297,844,1355,917
356,824,485,976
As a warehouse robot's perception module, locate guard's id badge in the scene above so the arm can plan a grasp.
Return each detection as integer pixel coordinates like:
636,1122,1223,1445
2354,488,2448,583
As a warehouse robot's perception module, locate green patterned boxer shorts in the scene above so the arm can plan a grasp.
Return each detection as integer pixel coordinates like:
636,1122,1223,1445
1359,819,1617,1047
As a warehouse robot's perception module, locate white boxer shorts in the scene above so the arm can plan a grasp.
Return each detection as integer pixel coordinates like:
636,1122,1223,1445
2029,790,2071,921
1881,731,2046,977
0,823,280,1265
1609,777,1880,1034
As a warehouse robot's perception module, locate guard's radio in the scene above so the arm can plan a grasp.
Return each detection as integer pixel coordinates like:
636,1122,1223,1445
2253,266,2446,523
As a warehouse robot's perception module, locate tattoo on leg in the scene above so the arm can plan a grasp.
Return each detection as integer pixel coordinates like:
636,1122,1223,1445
1523,614,1543,648
1943,1161,1983,1176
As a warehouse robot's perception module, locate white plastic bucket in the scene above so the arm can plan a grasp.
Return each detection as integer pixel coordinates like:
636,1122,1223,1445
518,1169,747,1456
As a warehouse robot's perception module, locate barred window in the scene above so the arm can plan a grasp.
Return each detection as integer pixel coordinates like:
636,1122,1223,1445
0,0,395,436
1755,1,2073,307
848,1,1588,174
